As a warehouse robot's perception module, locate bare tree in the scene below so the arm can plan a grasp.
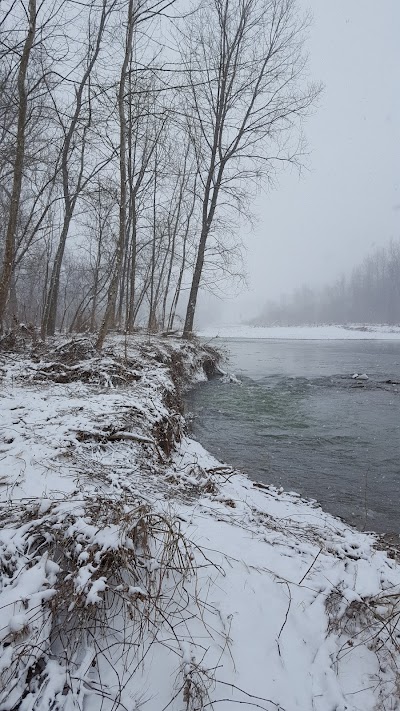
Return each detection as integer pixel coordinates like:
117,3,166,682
41,0,116,338
180,0,320,336
96,0,136,349
0,0,37,329
96,0,178,349
0,0,321,340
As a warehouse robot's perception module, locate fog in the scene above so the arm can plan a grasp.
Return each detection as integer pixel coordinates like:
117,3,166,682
197,0,400,327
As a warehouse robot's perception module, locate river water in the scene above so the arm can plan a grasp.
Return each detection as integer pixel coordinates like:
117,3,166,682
186,339,400,533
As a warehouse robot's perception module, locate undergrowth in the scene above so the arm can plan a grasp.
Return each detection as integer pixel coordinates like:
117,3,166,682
0,494,223,710
0,335,226,711
326,583,400,710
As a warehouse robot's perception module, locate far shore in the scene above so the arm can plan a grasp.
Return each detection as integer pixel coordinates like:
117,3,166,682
197,323,400,340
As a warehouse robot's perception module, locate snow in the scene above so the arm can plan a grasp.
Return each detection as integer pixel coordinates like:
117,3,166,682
8,614,28,634
1,334,400,710
198,324,400,340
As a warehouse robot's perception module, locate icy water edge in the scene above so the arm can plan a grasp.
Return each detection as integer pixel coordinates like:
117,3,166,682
186,338,400,534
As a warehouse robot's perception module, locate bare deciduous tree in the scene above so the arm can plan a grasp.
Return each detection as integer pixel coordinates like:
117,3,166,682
0,0,320,342
96,0,178,349
180,0,320,336
0,0,36,329
41,0,116,338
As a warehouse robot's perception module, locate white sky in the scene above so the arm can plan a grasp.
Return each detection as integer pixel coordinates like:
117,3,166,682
197,0,400,326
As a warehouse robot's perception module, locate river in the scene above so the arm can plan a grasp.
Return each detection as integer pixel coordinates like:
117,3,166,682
186,338,400,533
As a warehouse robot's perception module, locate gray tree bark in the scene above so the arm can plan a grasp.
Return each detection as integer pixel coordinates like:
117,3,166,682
96,0,135,350
0,0,36,329
41,0,111,338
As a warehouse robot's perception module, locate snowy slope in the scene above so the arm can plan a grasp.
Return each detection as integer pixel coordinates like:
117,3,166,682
0,334,399,711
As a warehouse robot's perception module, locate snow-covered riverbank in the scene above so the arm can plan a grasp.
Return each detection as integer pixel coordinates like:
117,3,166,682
198,324,400,340
1,334,400,711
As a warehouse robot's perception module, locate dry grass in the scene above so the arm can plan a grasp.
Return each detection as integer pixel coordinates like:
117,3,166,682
0,494,225,710
326,584,400,710
0,335,278,711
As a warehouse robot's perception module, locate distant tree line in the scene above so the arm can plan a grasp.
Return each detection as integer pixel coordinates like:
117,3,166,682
253,241,400,326
0,0,318,346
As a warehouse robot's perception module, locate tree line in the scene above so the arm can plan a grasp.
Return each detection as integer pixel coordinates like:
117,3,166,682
0,0,318,347
254,240,400,326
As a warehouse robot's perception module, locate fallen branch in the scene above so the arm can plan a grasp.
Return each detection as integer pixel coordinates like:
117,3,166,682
74,428,165,462
74,428,155,445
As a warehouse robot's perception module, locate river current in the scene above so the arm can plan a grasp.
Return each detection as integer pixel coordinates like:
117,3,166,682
186,338,400,533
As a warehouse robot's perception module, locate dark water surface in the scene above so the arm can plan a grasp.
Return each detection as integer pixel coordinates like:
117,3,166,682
186,339,400,533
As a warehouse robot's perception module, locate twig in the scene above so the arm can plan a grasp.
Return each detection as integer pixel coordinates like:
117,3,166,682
298,549,322,585
276,581,291,657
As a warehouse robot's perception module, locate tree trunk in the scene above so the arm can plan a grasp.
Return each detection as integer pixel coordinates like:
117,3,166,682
182,227,207,337
42,0,110,338
147,156,158,332
126,214,137,332
183,166,222,337
0,0,36,329
90,223,104,332
96,0,134,350
41,211,73,338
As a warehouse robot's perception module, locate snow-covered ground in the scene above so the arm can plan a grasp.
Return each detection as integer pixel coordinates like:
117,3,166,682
198,324,400,340
1,334,400,711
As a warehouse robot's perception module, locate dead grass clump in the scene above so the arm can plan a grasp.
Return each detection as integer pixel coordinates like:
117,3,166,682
166,462,220,498
326,584,400,708
14,336,142,386
375,533,400,563
170,348,187,383
21,347,143,386
153,412,184,455
0,322,37,353
201,345,221,379
0,494,222,710
25,358,142,386
45,336,97,364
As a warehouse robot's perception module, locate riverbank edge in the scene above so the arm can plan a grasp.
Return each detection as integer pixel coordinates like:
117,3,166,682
1,332,400,710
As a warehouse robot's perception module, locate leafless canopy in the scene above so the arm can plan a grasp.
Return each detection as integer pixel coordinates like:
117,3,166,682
0,0,319,340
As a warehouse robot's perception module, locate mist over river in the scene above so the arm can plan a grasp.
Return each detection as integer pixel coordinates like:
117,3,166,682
186,339,400,533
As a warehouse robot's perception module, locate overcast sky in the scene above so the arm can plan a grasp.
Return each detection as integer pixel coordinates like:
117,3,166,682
197,0,400,326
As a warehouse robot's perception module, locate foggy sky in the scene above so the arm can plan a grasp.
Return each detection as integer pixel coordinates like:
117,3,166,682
197,0,400,326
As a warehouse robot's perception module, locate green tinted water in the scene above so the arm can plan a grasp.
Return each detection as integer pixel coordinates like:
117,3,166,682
187,339,400,533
